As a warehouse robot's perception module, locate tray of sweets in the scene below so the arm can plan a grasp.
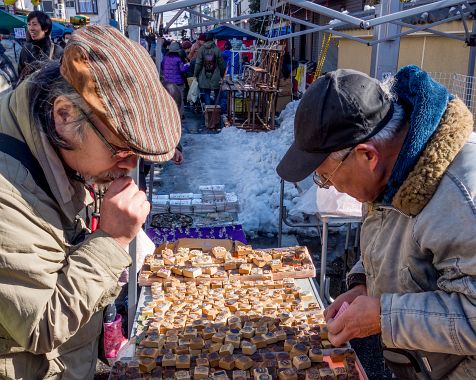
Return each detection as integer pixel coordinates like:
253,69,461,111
139,245,316,287
135,279,322,333
109,279,364,379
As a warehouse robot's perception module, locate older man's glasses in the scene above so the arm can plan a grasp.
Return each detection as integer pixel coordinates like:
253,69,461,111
87,122,135,159
313,149,353,189
77,111,135,159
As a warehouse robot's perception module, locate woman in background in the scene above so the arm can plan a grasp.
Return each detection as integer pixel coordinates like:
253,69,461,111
161,41,189,118
17,11,63,82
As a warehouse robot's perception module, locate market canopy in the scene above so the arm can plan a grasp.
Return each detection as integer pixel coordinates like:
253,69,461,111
208,25,257,40
51,21,74,39
0,9,26,35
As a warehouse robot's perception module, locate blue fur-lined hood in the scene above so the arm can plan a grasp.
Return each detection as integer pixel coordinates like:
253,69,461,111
381,65,454,204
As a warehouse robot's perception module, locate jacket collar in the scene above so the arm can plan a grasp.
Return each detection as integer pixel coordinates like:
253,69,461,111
390,98,473,216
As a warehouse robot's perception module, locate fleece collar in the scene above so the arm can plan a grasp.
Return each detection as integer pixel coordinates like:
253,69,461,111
382,65,453,203
391,98,473,216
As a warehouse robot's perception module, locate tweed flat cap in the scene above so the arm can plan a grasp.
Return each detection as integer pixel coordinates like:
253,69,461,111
60,25,181,162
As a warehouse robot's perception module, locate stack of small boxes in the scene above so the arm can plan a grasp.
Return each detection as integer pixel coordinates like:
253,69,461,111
151,185,239,215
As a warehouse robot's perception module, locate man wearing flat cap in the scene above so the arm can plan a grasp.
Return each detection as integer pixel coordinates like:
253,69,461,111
277,66,476,379
0,25,181,378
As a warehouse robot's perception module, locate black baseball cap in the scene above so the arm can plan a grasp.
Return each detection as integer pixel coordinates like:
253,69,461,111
277,69,394,182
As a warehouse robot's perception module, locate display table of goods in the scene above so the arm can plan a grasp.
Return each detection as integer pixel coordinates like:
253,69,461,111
110,242,367,380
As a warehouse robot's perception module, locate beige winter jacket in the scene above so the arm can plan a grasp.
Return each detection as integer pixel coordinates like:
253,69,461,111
0,78,132,378
350,99,476,379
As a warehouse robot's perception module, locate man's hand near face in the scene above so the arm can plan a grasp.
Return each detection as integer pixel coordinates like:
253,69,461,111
326,294,381,347
98,176,150,249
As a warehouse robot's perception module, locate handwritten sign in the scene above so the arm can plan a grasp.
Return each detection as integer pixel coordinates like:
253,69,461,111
14,28,26,40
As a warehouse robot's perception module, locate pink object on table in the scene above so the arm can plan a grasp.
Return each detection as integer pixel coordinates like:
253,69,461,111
334,301,350,320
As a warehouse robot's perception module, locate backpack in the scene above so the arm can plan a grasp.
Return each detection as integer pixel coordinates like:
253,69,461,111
203,47,217,73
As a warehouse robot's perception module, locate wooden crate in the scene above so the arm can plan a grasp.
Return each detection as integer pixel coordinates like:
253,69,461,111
204,105,221,129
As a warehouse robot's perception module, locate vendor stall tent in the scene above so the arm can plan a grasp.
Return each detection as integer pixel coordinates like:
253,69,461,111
0,11,74,39
208,25,257,39
0,9,25,34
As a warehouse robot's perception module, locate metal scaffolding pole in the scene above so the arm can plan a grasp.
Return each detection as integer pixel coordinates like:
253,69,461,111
287,0,364,28
188,8,219,21
127,163,140,337
154,0,219,13
465,18,476,106
327,30,371,45
165,9,185,30
362,0,467,29
168,11,272,32
268,21,341,42
274,12,317,28
380,16,467,44
223,23,271,40
370,0,401,80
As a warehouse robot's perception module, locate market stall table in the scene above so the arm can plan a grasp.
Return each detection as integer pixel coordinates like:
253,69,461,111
112,277,368,379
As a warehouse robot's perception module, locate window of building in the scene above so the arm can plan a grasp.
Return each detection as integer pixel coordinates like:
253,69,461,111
65,1,75,7
42,0,54,13
76,0,98,14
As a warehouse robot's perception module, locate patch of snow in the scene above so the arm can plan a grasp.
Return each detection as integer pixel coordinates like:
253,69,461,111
158,100,322,236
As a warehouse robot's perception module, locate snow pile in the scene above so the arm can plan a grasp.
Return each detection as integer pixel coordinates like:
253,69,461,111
159,100,313,236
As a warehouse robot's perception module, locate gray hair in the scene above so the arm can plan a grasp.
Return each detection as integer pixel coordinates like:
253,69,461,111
29,61,88,150
329,77,406,161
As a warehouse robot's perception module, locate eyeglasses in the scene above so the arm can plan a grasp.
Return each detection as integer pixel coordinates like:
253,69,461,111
80,113,135,159
313,149,353,189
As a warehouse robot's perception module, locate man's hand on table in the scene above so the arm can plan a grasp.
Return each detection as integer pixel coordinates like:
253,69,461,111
326,294,381,347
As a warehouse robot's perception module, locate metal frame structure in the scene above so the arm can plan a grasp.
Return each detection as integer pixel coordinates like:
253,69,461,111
154,0,475,47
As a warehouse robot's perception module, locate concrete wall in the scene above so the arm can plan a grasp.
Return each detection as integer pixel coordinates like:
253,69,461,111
336,20,470,76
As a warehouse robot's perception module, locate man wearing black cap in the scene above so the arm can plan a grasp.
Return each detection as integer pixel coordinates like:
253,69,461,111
277,66,476,379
